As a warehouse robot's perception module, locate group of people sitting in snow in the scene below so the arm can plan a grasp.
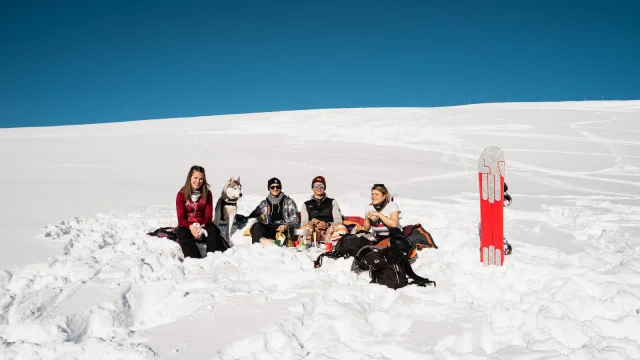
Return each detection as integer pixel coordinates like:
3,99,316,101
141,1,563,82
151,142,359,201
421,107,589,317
174,165,401,259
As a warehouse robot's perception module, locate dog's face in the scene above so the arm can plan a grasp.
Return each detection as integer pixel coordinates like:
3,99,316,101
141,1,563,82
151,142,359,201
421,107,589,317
224,177,242,200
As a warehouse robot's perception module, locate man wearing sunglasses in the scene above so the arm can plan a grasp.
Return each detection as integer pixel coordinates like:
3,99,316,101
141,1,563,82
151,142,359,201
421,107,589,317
248,177,299,244
298,176,347,246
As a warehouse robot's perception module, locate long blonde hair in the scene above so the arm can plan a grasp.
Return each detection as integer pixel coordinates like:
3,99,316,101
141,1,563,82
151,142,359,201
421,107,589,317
181,165,209,202
371,183,390,209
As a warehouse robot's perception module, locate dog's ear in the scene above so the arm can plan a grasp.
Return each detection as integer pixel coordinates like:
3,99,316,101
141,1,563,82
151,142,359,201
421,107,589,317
236,176,241,183
228,177,233,184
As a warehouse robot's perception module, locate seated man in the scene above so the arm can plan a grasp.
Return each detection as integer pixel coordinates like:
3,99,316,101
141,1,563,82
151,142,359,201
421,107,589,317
298,176,348,246
248,177,299,244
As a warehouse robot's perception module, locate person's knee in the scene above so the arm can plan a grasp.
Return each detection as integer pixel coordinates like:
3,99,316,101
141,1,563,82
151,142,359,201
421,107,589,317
205,223,221,236
175,226,193,240
334,224,348,234
250,222,264,235
175,226,189,234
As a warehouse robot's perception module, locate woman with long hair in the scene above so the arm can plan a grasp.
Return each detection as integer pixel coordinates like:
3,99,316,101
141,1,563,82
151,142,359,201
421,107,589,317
363,183,401,242
175,165,227,258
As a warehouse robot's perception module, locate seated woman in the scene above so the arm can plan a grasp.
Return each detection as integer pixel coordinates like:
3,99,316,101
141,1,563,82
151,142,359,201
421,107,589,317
298,176,348,246
175,165,228,258
363,183,401,243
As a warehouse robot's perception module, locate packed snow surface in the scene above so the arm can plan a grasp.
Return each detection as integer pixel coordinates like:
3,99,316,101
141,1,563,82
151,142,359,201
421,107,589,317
1,101,640,359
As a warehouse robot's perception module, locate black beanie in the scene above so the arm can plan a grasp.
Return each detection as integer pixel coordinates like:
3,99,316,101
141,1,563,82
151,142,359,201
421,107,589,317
268,177,282,188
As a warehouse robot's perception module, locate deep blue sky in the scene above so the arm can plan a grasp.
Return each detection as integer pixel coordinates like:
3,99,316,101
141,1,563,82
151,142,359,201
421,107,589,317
1,0,638,128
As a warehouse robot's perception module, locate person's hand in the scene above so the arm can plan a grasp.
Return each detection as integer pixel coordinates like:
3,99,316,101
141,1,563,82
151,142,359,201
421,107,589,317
190,225,201,239
316,221,328,230
366,211,380,222
311,218,319,225
367,211,381,218
276,225,287,233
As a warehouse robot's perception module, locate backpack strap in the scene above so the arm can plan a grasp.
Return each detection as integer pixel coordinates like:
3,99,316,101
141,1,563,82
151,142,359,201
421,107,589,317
313,250,348,268
403,260,436,287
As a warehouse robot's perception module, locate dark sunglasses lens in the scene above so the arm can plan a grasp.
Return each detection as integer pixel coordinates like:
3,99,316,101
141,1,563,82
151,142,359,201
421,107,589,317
270,185,281,190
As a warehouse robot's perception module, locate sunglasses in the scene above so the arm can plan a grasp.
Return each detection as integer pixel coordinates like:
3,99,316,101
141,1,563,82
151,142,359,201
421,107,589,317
372,183,386,188
270,185,281,190
313,184,325,189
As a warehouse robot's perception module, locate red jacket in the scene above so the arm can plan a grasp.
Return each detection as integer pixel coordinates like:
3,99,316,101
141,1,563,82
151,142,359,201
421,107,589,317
176,190,213,228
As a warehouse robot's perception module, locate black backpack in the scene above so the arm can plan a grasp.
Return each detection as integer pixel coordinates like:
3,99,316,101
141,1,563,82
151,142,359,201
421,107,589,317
313,233,371,268
358,234,436,289
314,233,436,289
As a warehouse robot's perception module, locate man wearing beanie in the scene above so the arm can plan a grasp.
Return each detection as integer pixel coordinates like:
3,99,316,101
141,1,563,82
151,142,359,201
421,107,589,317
247,177,299,244
298,176,347,245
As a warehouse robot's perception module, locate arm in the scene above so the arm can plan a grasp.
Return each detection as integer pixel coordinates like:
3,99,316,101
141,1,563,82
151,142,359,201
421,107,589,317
299,204,310,226
284,198,299,229
377,211,399,228
203,191,213,226
330,200,343,225
176,192,190,228
366,203,400,229
364,218,371,231
363,205,373,231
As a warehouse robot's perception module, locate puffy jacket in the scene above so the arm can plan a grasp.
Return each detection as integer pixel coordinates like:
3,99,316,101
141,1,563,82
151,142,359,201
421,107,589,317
248,194,299,229
176,190,213,228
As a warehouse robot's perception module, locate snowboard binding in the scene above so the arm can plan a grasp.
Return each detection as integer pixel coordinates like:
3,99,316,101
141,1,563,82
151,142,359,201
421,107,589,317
477,223,512,256
503,239,513,255
502,182,512,255
504,182,512,207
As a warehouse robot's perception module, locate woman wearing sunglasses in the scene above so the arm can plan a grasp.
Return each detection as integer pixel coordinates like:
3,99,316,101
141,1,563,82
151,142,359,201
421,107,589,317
364,183,401,242
247,177,299,244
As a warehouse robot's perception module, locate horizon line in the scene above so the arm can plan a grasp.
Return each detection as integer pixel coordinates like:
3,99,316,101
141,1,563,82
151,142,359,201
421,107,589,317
2,98,640,130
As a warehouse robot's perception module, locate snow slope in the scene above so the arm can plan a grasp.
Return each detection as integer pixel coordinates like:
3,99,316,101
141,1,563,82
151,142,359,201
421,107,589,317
1,101,640,359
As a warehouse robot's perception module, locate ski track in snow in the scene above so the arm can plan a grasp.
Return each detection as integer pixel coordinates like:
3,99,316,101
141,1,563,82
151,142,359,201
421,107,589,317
2,102,640,359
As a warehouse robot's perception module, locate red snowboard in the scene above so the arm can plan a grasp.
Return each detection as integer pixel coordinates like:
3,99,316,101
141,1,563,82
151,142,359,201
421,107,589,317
478,146,506,266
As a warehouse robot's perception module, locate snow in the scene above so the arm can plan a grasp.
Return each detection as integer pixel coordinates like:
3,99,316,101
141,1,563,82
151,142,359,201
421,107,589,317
1,101,640,359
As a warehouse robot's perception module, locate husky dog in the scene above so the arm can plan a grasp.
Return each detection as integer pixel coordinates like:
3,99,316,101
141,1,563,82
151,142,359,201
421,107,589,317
214,177,243,244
